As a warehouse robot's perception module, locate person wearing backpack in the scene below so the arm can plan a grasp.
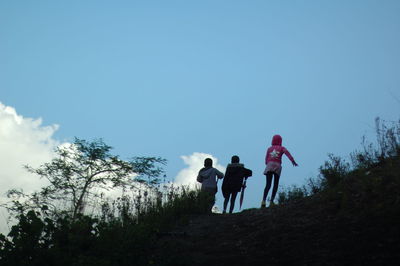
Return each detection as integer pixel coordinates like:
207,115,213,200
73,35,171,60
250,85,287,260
197,158,224,212
262,134,298,208
222,155,252,213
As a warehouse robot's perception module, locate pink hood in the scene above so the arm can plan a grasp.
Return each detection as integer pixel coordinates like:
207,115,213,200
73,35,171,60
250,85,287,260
271,135,282,146
266,135,295,165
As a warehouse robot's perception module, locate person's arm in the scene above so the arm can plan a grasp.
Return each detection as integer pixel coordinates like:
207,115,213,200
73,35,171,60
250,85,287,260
216,169,224,179
244,168,252,178
283,148,298,166
197,169,204,183
265,148,270,164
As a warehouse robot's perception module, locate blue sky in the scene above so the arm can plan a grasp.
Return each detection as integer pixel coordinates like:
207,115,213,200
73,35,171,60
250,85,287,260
1,0,399,212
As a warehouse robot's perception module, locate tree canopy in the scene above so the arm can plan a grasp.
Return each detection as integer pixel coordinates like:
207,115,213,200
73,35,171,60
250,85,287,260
8,138,166,219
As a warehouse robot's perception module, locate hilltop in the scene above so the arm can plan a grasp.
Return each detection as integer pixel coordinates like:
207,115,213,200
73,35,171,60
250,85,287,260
1,119,399,266
153,156,400,265
154,201,399,265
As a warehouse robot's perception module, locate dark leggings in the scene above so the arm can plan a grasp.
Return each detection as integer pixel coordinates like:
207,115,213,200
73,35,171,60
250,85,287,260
263,171,280,202
223,191,238,213
202,187,217,213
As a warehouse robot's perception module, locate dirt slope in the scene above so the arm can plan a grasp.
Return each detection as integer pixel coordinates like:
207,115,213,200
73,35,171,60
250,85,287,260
154,199,400,266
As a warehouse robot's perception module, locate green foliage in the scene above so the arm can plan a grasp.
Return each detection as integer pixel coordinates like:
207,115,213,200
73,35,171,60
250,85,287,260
2,118,399,265
5,137,166,220
277,117,400,211
0,185,210,266
351,117,400,169
314,118,400,214
319,154,351,189
277,185,308,205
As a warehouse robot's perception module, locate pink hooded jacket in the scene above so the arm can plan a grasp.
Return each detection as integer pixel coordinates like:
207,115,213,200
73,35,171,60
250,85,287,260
265,135,296,165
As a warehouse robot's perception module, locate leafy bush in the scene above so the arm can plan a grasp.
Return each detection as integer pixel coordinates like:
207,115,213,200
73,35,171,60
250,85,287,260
315,118,400,212
319,154,351,189
0,186,211,266
278,117,400,210
277,185,308,205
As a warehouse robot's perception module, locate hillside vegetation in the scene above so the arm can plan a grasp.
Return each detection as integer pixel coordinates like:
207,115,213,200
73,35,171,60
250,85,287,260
1,118,399,265
154,153,400,265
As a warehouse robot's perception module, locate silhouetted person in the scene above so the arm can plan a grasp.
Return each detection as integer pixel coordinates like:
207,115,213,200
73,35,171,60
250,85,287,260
197,158,224,212
222,155,252,213
262,135,298,208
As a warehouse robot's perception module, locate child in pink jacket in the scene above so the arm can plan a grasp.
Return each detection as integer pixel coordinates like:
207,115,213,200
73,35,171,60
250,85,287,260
262,134,298,207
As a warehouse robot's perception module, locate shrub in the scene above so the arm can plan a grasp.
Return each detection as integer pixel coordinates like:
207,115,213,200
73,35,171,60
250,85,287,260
0,185,210,266
277,185,308,205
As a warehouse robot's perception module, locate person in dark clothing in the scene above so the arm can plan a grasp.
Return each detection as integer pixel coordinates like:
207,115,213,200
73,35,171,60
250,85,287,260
222,155,252,214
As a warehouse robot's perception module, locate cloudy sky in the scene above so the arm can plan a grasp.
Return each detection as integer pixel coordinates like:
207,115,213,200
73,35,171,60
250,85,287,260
1,1,399,230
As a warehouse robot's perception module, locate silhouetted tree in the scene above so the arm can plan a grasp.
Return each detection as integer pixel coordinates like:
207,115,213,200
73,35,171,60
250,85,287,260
8,138,166,219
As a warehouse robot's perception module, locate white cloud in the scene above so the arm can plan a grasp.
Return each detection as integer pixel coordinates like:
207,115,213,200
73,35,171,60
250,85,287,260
174,152,225,188
0,102,60,234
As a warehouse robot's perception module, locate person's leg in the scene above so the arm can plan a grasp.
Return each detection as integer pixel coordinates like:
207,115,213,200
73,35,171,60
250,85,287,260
270,173,281,203
229,191,238,213
263,172,273,202
203,187,216,213
223,192,231,214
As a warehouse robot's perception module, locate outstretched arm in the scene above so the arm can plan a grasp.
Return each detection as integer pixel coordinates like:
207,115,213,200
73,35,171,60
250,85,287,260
284,148,298,166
